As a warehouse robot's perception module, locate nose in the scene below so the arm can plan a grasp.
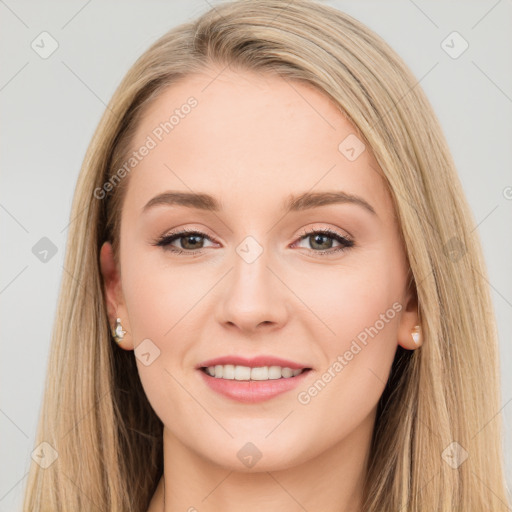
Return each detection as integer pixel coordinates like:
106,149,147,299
215,243,289,334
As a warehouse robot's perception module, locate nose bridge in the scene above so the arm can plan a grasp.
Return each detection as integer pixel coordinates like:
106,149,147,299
216,233,288,330
234,234,272,289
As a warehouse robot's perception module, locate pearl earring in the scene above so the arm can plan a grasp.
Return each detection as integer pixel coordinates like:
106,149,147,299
112,317,126,344
411,325,421,345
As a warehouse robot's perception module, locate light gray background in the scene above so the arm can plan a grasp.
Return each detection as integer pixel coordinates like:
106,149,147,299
1,1,511,510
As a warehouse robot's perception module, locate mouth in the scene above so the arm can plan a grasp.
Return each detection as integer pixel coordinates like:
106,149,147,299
197,364,313,403
200,365,313,381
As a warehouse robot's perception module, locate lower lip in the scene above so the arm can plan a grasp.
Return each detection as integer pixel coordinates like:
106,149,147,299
197,368,312,403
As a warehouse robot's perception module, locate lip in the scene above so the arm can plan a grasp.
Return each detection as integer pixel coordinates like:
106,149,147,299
197,367,313,403
196,355,312,370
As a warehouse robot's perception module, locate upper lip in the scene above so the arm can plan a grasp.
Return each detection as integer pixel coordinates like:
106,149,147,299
196,355,312,370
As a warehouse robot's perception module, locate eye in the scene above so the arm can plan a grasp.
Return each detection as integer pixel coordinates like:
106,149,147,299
153,228,216,255
153,227,354,257
292,227,354,255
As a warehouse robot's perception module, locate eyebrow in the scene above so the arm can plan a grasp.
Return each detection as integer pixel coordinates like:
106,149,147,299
142,190,376,216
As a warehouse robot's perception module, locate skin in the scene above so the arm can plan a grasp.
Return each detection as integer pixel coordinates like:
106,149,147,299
100,65,420,512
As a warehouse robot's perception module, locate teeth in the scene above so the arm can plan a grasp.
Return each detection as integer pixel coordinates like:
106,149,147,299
204,365,304,380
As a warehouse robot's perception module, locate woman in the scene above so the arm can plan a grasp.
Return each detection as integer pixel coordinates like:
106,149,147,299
23,0,510,510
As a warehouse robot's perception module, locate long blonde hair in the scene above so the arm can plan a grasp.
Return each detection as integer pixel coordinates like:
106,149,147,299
23,0,510,510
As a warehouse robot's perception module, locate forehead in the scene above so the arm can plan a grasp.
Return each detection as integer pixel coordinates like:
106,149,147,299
123,68,392,220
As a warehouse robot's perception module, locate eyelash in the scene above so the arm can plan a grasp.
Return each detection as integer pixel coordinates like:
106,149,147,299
153,227,354,257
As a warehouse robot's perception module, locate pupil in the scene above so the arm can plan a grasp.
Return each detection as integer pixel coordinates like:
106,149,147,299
183,235,202,249
311,234,332,250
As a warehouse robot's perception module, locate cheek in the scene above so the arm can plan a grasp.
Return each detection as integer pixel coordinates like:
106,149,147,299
122,244,211,344
289,269,401,450
120,253,204,427
293,252,402,348
292,246,404,398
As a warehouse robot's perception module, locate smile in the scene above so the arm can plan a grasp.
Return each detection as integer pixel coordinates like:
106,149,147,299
201,364,308,380
198,365,313,403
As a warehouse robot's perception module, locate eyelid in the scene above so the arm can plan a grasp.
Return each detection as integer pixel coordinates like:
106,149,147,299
295,226,353,243
159,226,219,243
159,225,351,243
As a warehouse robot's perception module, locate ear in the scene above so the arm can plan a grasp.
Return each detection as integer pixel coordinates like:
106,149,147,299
397,277,422,350
99,241,133,350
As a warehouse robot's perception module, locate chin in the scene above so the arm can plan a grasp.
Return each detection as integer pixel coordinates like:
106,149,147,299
196,433,310,473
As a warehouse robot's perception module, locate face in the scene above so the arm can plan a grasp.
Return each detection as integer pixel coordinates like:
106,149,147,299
100,66,420,472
